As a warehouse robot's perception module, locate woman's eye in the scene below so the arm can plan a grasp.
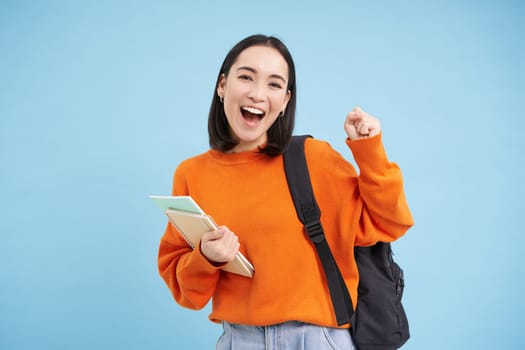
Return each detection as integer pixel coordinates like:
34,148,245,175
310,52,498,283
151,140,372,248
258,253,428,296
239,75,252,81
269,82,283,89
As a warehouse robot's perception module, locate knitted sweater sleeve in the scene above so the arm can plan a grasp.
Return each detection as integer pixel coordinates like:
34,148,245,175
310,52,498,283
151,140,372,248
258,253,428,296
347,133,414,245
157,162,221,310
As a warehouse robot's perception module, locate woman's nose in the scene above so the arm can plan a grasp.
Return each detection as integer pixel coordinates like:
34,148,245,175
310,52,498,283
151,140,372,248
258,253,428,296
247,83,265,102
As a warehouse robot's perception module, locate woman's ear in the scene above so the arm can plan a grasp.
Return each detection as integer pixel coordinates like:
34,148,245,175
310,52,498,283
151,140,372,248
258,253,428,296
217,74,226,99
281,89,291,112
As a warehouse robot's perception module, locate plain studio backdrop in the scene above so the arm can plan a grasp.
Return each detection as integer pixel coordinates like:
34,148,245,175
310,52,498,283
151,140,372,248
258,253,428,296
1,1,523,349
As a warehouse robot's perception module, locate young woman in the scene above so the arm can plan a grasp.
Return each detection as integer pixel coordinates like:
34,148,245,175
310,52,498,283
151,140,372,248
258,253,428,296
158,34,413,349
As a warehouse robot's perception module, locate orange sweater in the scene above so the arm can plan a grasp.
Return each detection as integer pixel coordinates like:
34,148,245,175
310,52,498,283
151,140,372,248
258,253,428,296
158,134,413,328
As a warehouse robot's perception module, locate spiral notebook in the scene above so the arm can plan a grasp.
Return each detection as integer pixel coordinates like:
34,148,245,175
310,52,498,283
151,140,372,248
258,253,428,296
150,195,254,278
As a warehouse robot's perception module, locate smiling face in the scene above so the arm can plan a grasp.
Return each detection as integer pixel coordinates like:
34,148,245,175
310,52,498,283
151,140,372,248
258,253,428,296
217,45,291,153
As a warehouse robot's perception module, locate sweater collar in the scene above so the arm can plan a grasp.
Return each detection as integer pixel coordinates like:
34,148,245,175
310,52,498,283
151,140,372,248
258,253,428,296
207,148,269,165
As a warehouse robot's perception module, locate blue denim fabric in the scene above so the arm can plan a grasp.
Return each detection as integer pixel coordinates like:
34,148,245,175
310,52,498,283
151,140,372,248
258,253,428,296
216,321,354,350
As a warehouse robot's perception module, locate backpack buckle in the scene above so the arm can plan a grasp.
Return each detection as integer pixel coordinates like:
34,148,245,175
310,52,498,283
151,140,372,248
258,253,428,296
305,220,324,243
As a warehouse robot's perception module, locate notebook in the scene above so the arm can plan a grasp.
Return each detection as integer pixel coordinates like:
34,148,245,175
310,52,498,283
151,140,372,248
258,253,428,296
150,195,204,214
150,195,254,278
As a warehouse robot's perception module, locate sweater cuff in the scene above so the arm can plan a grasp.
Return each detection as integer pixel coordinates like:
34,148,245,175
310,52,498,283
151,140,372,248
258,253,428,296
345,133,390,171
184,245,224,275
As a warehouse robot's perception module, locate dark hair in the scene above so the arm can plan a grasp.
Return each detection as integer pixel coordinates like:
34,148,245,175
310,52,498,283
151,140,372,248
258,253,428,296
208,34,297,156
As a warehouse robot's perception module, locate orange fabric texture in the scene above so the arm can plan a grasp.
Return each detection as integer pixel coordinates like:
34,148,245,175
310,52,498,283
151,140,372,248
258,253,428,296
157,134,414,327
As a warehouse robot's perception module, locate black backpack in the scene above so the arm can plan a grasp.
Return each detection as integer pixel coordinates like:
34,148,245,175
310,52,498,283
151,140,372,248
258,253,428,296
283,135,410,350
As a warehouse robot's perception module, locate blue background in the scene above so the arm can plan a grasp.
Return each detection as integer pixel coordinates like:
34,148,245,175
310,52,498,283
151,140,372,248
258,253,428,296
1,1,523,349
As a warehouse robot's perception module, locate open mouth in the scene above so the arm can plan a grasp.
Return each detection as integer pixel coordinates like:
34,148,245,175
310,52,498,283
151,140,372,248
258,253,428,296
241,106,265,123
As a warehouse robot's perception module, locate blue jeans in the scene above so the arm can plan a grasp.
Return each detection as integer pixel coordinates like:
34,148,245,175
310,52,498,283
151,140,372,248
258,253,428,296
216,321,355,350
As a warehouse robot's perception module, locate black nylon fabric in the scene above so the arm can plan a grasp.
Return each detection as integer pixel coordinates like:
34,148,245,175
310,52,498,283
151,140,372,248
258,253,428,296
352,243,409,349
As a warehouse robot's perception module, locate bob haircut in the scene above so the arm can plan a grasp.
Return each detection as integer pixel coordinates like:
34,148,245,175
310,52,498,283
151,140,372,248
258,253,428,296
208,34,297,156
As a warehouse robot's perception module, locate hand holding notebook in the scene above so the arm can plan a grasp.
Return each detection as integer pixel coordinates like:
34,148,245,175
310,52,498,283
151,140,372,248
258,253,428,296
150,195,254,278
200,225,241,265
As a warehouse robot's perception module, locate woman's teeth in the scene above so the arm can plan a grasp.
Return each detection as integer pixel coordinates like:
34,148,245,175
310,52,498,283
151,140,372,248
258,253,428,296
241,106,265,121
241,106,264,115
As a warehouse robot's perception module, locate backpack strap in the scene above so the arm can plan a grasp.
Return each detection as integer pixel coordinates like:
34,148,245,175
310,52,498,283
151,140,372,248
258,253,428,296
283,135,355,326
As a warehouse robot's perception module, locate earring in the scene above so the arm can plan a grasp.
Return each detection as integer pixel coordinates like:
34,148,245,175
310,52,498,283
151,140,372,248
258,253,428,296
279,111,285,117
219,96,224,103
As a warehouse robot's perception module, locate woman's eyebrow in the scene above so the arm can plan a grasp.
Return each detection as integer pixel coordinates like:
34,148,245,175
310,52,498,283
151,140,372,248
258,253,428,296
236,66,287,84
